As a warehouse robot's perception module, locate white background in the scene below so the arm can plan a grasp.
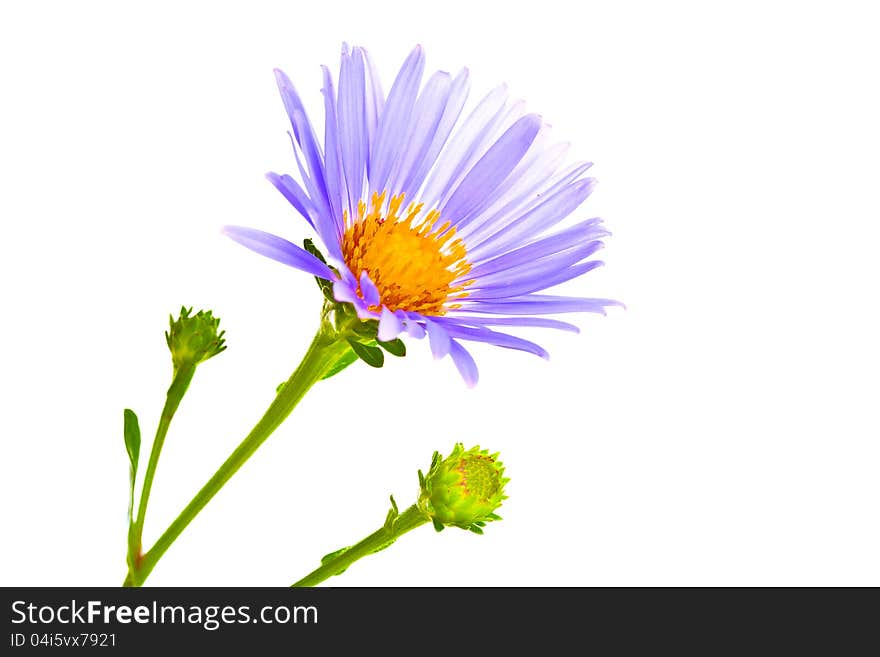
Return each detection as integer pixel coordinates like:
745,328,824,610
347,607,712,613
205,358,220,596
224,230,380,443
1,1,878,586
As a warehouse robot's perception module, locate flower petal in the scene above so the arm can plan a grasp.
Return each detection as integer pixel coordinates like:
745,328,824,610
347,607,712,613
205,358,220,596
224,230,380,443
402,67,470,197
378,306,403,342
441,114,542,227
359,271,380,307
467,241,604,292
369,45,425,194
457,295,622,315
386,70,452,199
403,315,427,339
465,218,608,277
449,339,479,387
466,260,604,300
222,226,336,279
321,65,345,234
443,316,581,333
424,319,451,359
469,176,597,259
436,321,549,359
265,172,316,229
337,44,367,214
419,84,509,209
274,69,329,211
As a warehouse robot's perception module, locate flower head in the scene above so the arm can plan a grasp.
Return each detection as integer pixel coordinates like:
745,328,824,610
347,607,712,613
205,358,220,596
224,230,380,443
418,444,508,533
224,44,619,385
165,306,226,371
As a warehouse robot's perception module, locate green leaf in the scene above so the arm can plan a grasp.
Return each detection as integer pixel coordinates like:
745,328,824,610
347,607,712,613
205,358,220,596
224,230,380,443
303,239,336,301
320,546,351,576
432,518,445,532
352,319,380,338
377,338,406,357
321,349,360,380
303,238,327,264
347,338,385,368
123,409,141,525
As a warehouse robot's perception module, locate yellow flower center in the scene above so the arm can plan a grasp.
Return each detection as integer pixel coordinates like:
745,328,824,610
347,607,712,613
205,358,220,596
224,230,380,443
341,191,473,316
456,454,501,503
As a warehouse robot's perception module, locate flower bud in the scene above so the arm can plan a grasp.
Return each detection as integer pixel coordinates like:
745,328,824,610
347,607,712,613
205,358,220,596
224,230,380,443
418,444,508,533
165,306,226,371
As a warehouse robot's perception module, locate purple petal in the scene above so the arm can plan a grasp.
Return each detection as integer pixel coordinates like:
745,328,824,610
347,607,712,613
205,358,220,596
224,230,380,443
320,65,345,233
386,70,452,198
419,84,509,209
333,278,359,304
468,240,604,291
361,47,384,165
424,319,451,359
466,218,608,278
443,315,580,333
265,172,316,229
470,176,597,259
337,44,367,213
457,295,623,315
402,67,470,196
441,114,542,227
465,160,593,256
378,306,403,342
404,315,427,339
466,260,604,300
359,271,380,307
369,45,425,193
455,131,566,238
449,339,479,387
222,226,336,279
274,70,329,212
435,321,549,359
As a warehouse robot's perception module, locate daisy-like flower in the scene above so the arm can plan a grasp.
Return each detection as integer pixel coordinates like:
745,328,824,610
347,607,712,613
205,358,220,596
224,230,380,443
225,44,618,385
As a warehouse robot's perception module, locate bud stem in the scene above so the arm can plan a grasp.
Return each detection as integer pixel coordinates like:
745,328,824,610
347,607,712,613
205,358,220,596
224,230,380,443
124,324,352,586
128,363,197,576
291,505,428,587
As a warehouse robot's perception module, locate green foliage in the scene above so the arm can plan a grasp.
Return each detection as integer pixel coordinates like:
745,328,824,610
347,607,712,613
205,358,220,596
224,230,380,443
123,409,141,524
347,338,385,368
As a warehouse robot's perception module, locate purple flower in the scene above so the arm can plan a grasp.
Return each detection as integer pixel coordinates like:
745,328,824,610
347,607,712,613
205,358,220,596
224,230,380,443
225,44,619,386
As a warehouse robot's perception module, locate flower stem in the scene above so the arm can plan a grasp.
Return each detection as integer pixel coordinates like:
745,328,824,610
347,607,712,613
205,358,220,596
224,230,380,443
124,325,351,586
291,505,428,587
128,364,196,566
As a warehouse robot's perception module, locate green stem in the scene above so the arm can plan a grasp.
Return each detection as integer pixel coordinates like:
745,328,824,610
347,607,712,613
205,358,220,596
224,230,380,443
129,364,196,562
125,325,351,587
292,505,428,587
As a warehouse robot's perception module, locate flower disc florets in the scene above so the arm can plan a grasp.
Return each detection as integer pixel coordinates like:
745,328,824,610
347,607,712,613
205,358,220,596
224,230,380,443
418,444,508,533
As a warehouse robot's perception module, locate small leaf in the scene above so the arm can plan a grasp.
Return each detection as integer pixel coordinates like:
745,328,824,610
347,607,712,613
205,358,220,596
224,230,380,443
432,518,445,532
303,239,336,301
303,238,327,264
384,495,400,528
377,338,406,357
321,546,351,576
321,349,359,380
468,525,485,535
123,409,141,524
347,339,385,368
353,319,380,338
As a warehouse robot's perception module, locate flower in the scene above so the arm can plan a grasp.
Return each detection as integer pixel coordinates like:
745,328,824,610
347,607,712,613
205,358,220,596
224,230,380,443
224,44,618,385
418,444,509,534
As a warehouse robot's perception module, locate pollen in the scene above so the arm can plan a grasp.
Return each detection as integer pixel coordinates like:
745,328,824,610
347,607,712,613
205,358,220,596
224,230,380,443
341,191,473,316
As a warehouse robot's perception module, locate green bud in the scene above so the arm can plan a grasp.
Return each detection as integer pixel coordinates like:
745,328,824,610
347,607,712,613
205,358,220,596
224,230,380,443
165,306,226,371
418,444,509,533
